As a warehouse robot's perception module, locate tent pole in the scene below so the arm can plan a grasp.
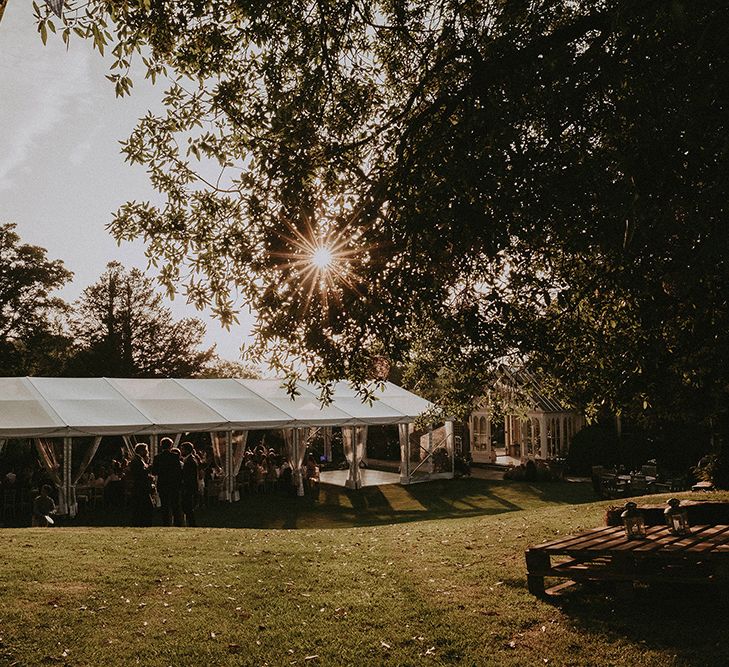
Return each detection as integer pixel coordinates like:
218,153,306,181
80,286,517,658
399,423,410,485
447,421,455,478
428,426,434,475
296,428,305,497
225,431,233,502
150,434,158,461
63,436,75,517
323,426,332,463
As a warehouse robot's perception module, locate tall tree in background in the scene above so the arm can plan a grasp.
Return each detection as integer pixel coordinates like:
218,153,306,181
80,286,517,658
36,2,729,450
0,223,72,375
68,262,214,378
196,358,260,380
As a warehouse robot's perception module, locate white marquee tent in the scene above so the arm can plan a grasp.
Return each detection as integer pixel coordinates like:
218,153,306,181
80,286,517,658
0,377,453,515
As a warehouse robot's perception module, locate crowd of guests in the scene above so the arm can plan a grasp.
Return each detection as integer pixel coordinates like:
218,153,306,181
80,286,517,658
128,439,199,527
1,437,322,528
128,439,321,527
238,447,320,496
2,461,56,526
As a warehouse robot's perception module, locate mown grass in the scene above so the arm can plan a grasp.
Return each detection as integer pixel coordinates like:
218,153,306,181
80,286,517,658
1,484,728,667
70,478,597,530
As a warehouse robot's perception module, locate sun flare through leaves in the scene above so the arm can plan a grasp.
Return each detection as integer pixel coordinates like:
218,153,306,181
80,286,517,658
311,245,334,271
271,219,367,316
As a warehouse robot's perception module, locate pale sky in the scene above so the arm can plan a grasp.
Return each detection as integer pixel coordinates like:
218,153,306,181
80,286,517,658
0,2,255,361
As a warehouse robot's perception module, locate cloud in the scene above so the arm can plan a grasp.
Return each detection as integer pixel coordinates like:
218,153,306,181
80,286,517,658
0,8,92,190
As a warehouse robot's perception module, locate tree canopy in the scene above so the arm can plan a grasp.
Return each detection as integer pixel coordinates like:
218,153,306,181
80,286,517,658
0,223,72,375
35,1,729,443
67,262,215,378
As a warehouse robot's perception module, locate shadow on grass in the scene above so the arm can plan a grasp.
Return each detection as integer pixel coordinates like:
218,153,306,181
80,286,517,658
557,582,729,666
498,575,729,666
51,477,595,530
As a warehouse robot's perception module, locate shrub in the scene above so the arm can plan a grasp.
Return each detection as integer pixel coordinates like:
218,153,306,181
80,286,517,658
566,425,620,475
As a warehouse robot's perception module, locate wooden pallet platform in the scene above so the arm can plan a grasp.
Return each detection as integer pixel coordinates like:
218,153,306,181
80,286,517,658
525,524,729,597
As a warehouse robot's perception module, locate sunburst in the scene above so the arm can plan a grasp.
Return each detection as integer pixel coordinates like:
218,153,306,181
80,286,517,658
271,217,367,314
311,245,335,271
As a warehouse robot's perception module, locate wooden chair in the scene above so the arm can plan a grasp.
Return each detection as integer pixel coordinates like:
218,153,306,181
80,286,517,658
601,476,627,499
670,476,688,491
629,475,649,495
90,486,104,509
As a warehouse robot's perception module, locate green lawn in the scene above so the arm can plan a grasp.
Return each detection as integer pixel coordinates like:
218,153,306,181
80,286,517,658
1,483,727,666
65,478,597,530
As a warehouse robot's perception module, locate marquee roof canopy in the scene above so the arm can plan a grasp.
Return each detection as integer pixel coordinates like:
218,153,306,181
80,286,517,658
0,377,433,438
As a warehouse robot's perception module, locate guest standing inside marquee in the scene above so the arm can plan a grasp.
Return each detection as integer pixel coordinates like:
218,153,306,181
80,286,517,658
151,438,184,527
129,443,154,527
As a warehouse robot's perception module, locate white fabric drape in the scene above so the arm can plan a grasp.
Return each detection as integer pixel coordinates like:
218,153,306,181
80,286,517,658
398,423,412,482
0,439,6,455
322,426,332,462
295,429,306,496
342,425,368,489
35,438,65,511
342,426,354,480
283,428,313,496
121,435,136,459
282,428,299,494
356,426,368,480
211,432,224,467
64,436,103,517
296,428,318,496
231,431,248,479
35,438,79,516
72,437,102,485
63,438,75,516
445,421,454,474
210,431,249,501
215,431,249,501
210,432,227,500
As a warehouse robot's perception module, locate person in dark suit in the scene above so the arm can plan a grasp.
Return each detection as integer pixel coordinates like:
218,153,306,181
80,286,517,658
129,443,154,527
151,437,183,526
180,441,199,527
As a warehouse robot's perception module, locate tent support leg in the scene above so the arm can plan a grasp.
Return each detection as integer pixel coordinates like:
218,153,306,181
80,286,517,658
399,423,411,485
63,436,76,517
225,431,233,502
296,429,305,497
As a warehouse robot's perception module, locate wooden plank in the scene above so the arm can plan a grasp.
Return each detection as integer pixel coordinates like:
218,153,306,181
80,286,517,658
564,531,633,553
525,548,550,595
534,526,615,551
617,524,716,553
527,523,729,597
551,559,613,574
660,524,729,553
683,525,729,553
559,525,726,557
544,580,580,596
539,563,718,585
